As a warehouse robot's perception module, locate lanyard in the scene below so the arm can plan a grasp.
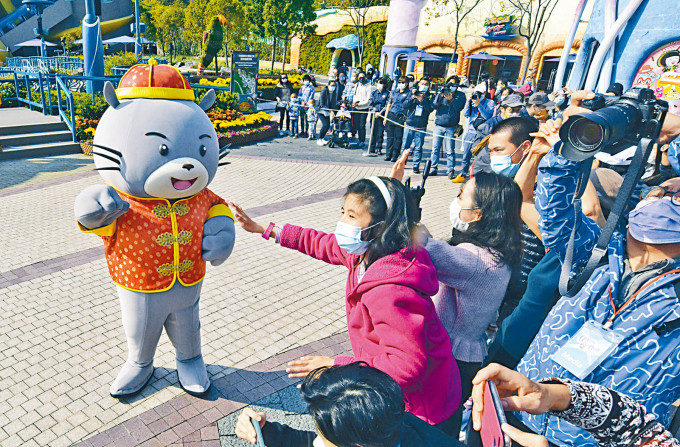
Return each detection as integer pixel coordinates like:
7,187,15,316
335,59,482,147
605,268,680,329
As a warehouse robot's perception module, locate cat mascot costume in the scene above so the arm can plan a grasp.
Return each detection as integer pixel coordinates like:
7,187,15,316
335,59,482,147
75,59,235,397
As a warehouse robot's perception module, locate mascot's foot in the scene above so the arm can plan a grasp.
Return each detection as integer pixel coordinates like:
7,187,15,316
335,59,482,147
110,362,154,398
176,355,211,396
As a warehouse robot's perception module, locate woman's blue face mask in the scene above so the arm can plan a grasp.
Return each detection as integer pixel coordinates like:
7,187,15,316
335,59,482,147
334,221,382,255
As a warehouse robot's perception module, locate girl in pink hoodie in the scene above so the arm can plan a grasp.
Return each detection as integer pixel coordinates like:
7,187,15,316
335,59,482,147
229,176,461,434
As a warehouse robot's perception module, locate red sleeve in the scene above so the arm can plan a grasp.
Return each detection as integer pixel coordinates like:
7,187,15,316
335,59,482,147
204,188,228,207
279,224,352,268
350,284,430,389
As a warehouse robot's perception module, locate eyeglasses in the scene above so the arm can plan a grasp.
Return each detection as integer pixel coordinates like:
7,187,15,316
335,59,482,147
644,186,680,206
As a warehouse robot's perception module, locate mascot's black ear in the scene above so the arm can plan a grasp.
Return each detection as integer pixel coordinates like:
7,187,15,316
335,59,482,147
103,81,120,109
199,89,216,111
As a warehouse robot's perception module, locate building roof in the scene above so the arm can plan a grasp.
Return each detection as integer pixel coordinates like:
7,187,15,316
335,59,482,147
326,34,359,51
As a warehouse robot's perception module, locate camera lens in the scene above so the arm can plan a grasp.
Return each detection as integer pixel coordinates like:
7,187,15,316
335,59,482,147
560,101,642,160
569,117,604,151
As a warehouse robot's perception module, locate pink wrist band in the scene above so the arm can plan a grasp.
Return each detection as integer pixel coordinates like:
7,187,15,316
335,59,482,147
262,222,276,240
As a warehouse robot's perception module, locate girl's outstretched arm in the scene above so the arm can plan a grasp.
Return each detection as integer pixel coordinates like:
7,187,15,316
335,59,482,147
229,202,350,267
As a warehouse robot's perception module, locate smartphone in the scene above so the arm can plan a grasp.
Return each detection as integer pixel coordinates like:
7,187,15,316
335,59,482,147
480,381,511,447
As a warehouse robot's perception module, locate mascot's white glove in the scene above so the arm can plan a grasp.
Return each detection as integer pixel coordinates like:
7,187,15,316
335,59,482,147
75,184,129,230
201,216,236,266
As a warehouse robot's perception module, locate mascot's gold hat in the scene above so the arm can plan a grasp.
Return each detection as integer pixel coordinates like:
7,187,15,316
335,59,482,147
115,58,195,101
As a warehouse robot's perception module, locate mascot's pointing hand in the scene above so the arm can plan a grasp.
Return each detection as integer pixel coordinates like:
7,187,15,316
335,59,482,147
201,216,236,266
75,184,130,230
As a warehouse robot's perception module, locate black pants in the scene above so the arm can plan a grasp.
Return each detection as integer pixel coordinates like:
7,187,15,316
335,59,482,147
277,108,290,131
385,114,404,160
369,117,385,153
448,360,482,439
435,411,462,439
300,112,308,134
355,111,368,143
318,115,331,139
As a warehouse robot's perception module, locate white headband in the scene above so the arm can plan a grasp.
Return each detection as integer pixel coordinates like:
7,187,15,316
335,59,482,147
367,176,393,209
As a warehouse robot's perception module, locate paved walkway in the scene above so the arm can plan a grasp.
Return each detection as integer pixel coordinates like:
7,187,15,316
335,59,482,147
0,137,460,446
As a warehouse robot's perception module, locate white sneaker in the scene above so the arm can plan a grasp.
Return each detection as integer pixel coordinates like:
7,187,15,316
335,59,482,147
316,139,326,146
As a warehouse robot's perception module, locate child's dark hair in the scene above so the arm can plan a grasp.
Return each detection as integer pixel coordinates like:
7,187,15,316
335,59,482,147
301,362,404,447
345,177,417,266
449,172,523,268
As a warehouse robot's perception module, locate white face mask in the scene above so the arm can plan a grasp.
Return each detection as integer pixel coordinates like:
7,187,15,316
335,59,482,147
304,80,310,85
329,86,336,92
398,83,406,90
377,84,384,91
450,198,478,232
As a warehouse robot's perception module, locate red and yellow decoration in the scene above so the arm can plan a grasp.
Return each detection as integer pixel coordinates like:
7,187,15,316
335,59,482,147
116,58,195,101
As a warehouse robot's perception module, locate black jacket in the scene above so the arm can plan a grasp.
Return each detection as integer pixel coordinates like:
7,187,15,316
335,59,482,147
404,93,434,128
370,89,390,114
260,412,460,447
319,87,340,116
274,82,296,109
433,91,466,128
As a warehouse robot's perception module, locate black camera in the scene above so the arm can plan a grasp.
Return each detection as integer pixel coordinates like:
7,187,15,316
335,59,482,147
559,88,668,162
439,82,459,96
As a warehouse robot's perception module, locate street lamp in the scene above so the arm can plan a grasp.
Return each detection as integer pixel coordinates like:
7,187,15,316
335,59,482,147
22,0,53,57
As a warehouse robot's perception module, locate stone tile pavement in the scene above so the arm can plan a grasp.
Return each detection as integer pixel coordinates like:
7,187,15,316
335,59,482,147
0,147,459,446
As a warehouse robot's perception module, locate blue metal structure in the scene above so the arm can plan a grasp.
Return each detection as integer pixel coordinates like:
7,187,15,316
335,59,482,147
567,0,678,91
0,5,32,37
81,0,104,93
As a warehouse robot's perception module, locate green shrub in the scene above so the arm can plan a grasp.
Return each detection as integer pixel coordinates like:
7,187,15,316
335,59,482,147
105,52,139,75
0,81,18,107
299,22,387,70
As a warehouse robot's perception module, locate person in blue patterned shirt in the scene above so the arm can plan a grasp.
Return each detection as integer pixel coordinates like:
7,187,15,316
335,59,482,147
512,96,680,446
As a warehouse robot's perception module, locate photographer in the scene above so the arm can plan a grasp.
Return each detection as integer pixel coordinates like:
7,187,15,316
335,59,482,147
525,92,554,125
454,91,494,182
401,77,434,174
429,76,466,179
510,91,680,447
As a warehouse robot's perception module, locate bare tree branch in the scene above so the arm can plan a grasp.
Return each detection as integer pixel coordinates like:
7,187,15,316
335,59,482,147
506,0,559,82
425,0,484,64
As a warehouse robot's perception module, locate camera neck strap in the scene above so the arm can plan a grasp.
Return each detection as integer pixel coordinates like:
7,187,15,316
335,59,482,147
559,136,656,297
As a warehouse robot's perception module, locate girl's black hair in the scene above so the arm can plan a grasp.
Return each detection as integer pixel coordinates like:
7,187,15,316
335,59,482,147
449,172,523,269
301,362,404,447
659,50,680,68
345,177,417,267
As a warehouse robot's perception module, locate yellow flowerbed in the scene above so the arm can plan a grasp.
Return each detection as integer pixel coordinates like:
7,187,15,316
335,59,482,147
212,111,272,131
197,74,302,88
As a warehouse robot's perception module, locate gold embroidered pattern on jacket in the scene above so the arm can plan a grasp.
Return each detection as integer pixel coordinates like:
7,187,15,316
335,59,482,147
156,260,195,276
152,202,191,218
155,231,193,247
